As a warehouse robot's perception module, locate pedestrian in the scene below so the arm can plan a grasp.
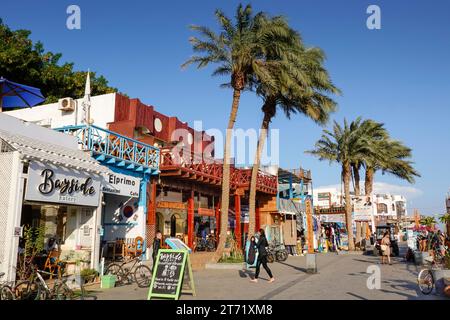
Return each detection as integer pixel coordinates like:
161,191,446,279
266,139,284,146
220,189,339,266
380,231,392,265
247,236,257,265
152,231,162,271
250,229,275,283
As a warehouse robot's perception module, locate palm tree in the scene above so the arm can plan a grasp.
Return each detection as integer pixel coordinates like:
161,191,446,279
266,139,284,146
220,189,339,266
307,118,377,251
182,4,295,254
349,120,388,196
364,138,420,195
247,24,340,236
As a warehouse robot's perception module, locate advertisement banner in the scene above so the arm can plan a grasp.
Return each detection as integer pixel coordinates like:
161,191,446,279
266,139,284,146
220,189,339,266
352,195,374,221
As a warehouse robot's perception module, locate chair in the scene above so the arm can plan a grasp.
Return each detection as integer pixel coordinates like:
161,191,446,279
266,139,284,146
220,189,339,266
125,236,144,258
44,250,63,279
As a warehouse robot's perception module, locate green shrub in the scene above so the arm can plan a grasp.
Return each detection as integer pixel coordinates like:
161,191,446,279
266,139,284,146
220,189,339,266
80,268,99,278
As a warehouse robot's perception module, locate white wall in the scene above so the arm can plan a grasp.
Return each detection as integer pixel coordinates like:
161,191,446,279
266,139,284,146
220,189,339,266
0,151,24,282
313,187,342,207
103,194,145,241
5,93,116,130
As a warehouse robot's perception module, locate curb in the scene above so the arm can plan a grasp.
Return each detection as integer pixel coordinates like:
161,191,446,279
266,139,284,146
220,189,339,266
337,251,365,255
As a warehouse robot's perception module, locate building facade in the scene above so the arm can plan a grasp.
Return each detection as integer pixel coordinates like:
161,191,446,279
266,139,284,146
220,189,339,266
6,93,278,252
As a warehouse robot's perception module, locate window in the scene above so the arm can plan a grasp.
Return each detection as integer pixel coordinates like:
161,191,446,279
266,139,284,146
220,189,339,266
377,203,388,214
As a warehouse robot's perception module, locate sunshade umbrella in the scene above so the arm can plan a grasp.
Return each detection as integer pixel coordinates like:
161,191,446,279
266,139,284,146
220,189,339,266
0,77,45,112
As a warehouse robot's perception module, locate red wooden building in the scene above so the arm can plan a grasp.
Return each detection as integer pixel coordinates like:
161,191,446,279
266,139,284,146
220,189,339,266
107,94,277,250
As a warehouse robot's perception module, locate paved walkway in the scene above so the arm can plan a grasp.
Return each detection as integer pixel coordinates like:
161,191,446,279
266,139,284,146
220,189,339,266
91,251,446,300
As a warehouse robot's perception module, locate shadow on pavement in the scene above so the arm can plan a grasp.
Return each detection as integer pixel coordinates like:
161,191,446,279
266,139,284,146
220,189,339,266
276,261,307,273
346,292,368,300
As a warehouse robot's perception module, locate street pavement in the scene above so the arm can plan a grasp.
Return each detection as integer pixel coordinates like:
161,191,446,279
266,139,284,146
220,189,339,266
91,248,447,300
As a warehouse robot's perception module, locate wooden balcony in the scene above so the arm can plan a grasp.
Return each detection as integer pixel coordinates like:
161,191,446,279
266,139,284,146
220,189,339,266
160,148,277,194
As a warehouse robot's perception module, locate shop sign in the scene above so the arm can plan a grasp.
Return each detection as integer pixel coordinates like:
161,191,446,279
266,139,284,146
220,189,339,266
25,162,101,207
319,214,345,223
102,173,140,198
197,208,214,217
318,192,330,200
157,201,187,210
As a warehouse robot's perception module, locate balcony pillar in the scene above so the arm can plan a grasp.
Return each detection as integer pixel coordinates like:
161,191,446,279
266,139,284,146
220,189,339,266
215,197,220,238
234,194,241,249
187,191,195,248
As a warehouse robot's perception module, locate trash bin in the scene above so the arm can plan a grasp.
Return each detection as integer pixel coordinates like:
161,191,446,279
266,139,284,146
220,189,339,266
101,275,116,289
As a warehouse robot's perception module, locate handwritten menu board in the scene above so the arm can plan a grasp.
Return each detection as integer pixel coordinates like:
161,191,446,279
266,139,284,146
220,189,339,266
147,249,187,299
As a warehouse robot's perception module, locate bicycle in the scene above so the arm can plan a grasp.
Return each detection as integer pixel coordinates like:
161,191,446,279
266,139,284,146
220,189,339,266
104,255,152,288
0,272,15,300
417,248,447,295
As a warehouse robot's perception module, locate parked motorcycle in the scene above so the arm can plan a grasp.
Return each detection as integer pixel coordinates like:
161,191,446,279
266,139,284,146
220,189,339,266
266,241,288,263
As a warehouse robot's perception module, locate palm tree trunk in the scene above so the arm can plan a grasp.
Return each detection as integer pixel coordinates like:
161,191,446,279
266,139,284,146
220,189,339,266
216,88,241,258
248,111,271,236
364,166,374,195
343,162,355,251
352,163,360,196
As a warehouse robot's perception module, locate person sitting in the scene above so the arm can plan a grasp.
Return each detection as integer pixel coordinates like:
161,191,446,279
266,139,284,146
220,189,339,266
44,237,58,254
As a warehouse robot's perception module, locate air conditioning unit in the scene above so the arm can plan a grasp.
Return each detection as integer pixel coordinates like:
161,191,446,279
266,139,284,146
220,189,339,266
58,97,75,112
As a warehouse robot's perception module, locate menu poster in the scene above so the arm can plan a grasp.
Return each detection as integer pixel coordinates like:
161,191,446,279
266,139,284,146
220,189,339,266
147,249,195,300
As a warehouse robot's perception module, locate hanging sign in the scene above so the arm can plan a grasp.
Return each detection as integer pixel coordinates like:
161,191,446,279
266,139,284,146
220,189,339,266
197,208,214,217
147,249,195,300
25,162,101,207
102,173,140,198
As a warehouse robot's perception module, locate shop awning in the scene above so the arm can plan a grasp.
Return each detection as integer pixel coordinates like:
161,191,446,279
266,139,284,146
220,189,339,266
0,128,110,174
278,198,305,216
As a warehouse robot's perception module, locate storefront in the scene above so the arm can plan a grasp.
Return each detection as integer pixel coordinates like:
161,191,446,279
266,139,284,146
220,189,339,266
22,162,103,272
0,114,108,281
101,171,144,241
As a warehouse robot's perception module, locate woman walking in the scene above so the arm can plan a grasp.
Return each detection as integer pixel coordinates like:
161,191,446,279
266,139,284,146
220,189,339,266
380,231,392,265
250,229,275,283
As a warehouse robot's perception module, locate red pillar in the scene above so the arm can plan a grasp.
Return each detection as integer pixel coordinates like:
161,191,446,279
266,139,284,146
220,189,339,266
187,191,195,248
234,194,241,249
215,197,220,238
255,204,261,232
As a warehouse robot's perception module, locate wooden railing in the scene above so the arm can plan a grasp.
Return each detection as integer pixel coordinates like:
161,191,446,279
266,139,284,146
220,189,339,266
160,148,277,194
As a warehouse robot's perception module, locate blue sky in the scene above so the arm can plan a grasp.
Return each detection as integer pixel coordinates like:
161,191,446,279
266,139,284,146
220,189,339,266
2,0,450,217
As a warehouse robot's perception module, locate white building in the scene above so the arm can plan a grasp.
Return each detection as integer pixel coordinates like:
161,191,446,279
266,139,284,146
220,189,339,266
374,194,408,220
5,93,116,129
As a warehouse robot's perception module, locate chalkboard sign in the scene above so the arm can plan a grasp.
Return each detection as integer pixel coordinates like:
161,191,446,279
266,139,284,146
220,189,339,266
147,249,195,300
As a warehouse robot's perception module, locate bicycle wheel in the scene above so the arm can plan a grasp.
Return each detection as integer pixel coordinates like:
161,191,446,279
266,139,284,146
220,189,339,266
134,265,152,288
54,282,75,300
104,263,124,285
0,285,15,300
14,280,42,300
417,269,434,295
276,250,288,262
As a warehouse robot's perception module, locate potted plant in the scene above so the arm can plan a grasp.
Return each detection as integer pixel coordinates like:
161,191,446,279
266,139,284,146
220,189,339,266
80,268,99,284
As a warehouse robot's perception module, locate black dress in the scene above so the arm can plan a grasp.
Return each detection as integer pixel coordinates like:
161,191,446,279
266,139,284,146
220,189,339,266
254,235,273,279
